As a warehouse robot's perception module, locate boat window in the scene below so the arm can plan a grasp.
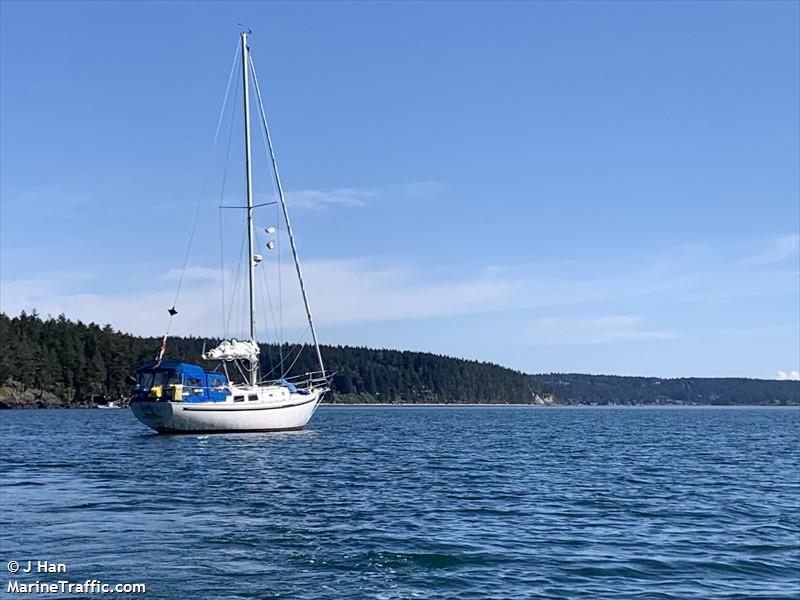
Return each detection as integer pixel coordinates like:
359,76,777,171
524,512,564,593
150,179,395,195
153,371,167,388
136,369,179,390
211,377,228,391
183,376,203,395
136,371,154,390
248,394,258,402
233,395,244,403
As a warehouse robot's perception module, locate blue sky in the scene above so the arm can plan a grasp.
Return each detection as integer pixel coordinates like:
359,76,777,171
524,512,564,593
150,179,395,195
1,1,798,379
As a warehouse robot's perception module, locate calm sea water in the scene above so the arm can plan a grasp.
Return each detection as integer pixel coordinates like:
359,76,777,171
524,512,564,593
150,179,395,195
1,407,798,599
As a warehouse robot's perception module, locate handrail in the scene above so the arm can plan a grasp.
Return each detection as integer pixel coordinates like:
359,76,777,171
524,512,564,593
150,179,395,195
135,372,333,395
262,376,332,389
259,370,332,384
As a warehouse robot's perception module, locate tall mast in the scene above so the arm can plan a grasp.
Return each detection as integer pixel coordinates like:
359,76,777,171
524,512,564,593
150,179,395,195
248,56,326,379
241,31,257,385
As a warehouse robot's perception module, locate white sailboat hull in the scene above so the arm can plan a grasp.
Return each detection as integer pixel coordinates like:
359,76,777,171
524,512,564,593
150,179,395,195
130,389,325,433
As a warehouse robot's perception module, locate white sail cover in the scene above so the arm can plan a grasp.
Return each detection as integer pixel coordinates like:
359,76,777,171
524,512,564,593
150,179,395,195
202,339,260,362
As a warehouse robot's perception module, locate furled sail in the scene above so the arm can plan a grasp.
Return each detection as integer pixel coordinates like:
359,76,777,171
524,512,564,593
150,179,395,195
202,339,260,362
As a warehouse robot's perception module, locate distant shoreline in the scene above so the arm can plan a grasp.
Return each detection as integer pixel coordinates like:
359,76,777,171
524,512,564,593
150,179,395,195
1,403,798,410
1,403,799,410
322,403,800,408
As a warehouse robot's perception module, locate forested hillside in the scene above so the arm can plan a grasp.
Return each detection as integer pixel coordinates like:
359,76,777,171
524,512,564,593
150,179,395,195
533,373,800,406
0,312,551,406
2,312,796,408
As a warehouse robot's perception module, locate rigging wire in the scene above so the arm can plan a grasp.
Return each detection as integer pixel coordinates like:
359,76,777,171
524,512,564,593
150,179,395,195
224,228,248,337
254,203,282,351
254,228,277,370
277,199,284,369
238,223,247,339
249,78,282,361
164,39,241,339
218,206,226,334
280,335,310,380
233,357,249,384
249,57,285,368
249,53,325,376
257,327,310,382
218,57,242,336
256,270,274,375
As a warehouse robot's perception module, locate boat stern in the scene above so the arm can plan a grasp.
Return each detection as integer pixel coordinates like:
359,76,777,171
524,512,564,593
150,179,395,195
130,400,177,432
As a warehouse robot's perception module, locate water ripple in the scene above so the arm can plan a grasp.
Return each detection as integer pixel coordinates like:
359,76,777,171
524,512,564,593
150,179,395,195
1,407,798,599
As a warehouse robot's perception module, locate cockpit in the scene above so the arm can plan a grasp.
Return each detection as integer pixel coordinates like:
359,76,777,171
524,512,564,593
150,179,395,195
131,361,230,403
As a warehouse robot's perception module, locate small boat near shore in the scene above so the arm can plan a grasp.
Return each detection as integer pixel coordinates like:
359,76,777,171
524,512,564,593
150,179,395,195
130,32,329,433
96,399,124,409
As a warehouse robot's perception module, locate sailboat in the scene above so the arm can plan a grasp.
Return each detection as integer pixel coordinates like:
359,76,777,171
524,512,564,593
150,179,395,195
130,32,330,433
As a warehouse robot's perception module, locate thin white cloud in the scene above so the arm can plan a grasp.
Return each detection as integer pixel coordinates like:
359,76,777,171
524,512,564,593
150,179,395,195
158,266,222,283
522,316,675,346
280,181,447,210
286,188,375,210
0,259,517,337
740,233,800,267
0,258,679,344
0,233,793,349
777,370,800,381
